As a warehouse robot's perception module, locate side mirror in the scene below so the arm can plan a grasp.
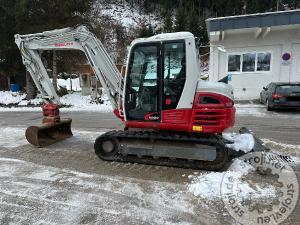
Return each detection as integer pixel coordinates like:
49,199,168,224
263,87,268,91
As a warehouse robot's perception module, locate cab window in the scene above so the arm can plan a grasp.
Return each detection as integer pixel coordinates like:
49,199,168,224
163,42,186,110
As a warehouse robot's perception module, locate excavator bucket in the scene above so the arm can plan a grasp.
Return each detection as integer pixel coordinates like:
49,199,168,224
25,119,73,147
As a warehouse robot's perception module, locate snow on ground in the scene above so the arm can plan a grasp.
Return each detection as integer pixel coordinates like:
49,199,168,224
187,158,278,202
96,0,161,28
55,78,81,91
0,157,194,224
0,125,298,224
18,94,43,106
0,127,27,148
235,104,300,117
0,91,112,112
0,91,26,105
223,133,255,153
261,138,300,163
187,159,255,199
60,92,112,112
235,104,269,117
0,127,107,150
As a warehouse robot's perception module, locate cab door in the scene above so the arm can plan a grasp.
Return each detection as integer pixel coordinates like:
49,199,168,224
162,41,186,110
125,43,160,121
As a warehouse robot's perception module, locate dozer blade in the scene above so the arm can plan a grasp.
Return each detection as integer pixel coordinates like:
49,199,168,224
25,119,73,147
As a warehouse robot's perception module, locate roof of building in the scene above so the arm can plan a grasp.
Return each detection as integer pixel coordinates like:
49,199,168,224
206,9,300,32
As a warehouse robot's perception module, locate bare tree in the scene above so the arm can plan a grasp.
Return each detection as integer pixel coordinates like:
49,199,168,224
52,51,58,92
25,71,36,100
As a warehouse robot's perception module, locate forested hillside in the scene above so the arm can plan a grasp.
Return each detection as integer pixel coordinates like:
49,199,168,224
1,0,300,81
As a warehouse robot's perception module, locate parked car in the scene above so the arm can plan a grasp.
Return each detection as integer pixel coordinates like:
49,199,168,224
260,82,300,111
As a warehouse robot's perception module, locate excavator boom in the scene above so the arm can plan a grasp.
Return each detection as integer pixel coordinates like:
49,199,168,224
15,25,124,147
15,25,123,109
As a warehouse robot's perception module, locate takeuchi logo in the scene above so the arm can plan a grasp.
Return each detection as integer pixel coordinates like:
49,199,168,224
54,42,74,47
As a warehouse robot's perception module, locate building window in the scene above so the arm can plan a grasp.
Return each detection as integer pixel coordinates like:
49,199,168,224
242,53,256,72
257,52,271,71
228,55,241,72
228,52,271,73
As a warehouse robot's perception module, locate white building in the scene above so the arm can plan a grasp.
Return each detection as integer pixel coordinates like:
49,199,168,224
206,10,300,100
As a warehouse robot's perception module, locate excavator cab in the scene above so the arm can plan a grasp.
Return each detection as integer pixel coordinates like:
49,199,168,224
122,33,235,135
124,39,187,122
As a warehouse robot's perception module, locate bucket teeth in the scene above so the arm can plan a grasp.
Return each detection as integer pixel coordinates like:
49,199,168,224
25,118,73,147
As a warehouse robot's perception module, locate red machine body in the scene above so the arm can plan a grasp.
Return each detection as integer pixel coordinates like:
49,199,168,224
114,91,235,134
42,103,60,124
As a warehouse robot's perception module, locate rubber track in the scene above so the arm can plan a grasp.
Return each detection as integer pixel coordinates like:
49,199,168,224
94,130,230,171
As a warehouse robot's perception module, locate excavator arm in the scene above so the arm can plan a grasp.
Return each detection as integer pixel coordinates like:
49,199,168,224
15,25,123,110
15,25,124,147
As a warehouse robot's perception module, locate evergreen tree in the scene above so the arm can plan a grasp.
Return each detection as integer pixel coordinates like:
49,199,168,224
12,0,94,94
163,9,173,33
0,0,23,81
174,6,186,32
136,22,155,38
115,23,130,63
188,10,201,37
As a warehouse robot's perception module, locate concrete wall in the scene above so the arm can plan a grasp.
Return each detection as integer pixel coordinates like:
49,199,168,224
209,26,300,100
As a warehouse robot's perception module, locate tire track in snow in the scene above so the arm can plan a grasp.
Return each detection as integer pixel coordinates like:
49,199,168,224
0,158,200,225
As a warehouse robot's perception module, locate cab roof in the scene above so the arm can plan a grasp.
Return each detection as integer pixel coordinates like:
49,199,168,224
131,32,194,45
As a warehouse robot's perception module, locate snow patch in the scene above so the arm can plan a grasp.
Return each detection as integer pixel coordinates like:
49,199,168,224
0,127,27,148
18,95,44,106
0,157,194,224
55,78,81,91
0,157,24,163
96,0,161,28
262,138,300,150
0,107,42,112
235,104,300,118
0,92,112,112
235,104,265,108
60,92,112,112
188,159,264,199
223,133,255,153
188,172,224,198
0,91,26,105
235,104,268,117
261,138,300,165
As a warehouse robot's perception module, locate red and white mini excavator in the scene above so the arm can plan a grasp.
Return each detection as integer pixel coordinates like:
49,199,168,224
15,25,240,170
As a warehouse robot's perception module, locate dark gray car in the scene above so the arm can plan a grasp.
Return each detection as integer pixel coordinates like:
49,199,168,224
260,82,300,111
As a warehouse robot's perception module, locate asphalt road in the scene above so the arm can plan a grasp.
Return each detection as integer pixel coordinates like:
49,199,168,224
0,108,299,225
1,108,299,144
